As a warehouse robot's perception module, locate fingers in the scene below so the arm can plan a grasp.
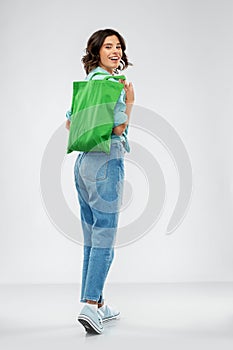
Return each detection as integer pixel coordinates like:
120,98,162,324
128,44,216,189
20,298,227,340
124,81,135,104
124,81,132,90
124,82,134,93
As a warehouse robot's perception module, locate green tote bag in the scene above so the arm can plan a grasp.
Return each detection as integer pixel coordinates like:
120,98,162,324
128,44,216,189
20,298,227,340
67,72,126,154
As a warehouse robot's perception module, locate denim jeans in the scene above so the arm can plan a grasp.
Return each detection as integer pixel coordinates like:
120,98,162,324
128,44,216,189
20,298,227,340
74,141,125,303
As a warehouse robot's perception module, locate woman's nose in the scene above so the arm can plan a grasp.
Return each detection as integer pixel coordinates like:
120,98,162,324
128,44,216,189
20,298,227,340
112,48,120,55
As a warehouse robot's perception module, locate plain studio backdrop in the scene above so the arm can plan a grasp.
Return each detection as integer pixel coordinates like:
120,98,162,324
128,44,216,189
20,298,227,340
0,0,233,285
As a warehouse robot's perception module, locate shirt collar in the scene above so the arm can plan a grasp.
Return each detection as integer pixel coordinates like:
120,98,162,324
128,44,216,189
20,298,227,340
86,66,112,80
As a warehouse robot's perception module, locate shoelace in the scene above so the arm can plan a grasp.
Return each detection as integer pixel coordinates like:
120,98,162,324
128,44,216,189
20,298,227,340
98,314,103,325
97,309,104,317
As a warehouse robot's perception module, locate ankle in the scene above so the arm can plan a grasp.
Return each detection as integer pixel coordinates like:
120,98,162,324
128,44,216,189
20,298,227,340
86,301,98,311
86,300,98,305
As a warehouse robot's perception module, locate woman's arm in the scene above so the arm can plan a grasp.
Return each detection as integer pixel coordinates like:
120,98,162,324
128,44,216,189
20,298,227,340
113,81,134,136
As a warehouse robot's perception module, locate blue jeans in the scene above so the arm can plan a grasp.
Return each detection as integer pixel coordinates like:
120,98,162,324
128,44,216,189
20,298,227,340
74,141,125,303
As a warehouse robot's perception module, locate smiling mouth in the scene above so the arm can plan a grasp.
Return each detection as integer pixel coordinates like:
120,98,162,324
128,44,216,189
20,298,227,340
109,56,120,62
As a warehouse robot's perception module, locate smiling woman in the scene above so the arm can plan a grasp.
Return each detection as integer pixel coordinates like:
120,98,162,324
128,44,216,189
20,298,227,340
65,28,134,335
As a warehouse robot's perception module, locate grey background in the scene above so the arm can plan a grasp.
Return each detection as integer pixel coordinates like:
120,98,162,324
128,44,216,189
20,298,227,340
1,0,233,284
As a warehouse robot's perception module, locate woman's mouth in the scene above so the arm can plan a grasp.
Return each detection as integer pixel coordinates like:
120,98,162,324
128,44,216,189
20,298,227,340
109,56,120,63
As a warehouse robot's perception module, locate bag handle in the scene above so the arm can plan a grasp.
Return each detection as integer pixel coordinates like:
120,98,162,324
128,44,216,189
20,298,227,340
90,72,126,81
104,75,126,81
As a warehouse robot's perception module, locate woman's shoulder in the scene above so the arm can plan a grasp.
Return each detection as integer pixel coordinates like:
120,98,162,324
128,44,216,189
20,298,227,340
85,67,109,81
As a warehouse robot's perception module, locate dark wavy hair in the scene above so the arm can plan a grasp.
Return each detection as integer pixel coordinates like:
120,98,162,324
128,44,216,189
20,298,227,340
82,28,131,74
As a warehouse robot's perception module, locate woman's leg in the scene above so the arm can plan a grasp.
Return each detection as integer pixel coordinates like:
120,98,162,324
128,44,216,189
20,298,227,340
83,247,115,302
74,156,114,304
75,184,114,303
74,154,93,302
80,144,124,302
80,245,91,302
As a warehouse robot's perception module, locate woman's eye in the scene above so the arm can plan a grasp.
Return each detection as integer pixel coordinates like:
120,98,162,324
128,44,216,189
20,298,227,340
104,45,121,49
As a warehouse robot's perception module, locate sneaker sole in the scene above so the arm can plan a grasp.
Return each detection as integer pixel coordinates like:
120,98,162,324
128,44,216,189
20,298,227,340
102,312,120,323
77,315,103,334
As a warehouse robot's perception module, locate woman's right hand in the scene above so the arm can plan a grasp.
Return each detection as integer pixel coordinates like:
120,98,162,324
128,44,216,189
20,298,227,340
124,81,135,104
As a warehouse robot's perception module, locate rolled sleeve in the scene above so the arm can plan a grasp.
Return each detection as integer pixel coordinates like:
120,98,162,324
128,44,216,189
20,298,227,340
113,89,128,127
114,111,128,127
66,110,72,121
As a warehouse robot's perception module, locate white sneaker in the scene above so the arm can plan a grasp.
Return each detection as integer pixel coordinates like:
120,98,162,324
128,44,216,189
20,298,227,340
98,304,120,323
78,305,104,334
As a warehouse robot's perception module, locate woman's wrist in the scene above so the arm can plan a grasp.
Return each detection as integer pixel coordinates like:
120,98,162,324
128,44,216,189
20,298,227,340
126,99,134,104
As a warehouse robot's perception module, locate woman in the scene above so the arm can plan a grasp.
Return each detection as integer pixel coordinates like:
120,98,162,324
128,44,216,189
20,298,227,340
66,28,134,334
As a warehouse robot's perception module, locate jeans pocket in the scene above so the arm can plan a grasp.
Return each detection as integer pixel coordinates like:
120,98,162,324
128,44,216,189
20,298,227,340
80,152,110,182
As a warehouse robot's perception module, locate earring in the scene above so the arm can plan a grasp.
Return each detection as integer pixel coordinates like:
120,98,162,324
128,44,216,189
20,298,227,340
119,59,125,70
114,59,124,74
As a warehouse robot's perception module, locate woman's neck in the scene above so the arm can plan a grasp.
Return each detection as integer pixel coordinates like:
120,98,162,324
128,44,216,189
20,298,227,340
98,65,114,75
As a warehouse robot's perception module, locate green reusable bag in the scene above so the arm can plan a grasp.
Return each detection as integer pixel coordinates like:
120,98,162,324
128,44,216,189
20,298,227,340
67,72,126,154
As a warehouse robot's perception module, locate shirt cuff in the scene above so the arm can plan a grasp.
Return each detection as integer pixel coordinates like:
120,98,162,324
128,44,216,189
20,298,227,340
66,110,72,121
114,111,128,127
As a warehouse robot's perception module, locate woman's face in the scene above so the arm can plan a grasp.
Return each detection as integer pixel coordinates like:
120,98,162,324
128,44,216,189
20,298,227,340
99,35,123,74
